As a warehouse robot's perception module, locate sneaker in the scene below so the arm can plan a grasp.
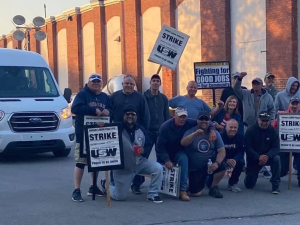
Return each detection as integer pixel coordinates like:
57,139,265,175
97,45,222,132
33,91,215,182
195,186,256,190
209,186,223,198
147,196,163,203
87,185,104,196
272,186,280,194
227,184,241,193
131,186,142,195
100,178,107,195
263,171,272,179
72,189,83,202
180,191,190,201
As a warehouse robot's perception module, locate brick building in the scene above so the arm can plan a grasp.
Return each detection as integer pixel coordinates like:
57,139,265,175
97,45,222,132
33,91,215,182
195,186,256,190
0,0,298,103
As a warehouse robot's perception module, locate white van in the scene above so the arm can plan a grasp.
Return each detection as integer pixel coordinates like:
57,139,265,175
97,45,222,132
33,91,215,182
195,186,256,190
0,49,75,157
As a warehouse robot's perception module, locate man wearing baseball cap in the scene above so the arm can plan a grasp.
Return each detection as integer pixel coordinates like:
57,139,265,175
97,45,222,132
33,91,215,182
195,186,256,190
181,111,226,198
233,72,275,131
264,73,279,100
273,96,300,187
71,73,111,202
220,72,247,119
244,111,281,194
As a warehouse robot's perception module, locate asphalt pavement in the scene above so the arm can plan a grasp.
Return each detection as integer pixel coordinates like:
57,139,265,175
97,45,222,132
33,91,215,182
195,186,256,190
1,148,300,225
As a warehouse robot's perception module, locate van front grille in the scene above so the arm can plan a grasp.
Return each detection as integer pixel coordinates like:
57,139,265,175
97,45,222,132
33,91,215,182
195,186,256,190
9,112,59,132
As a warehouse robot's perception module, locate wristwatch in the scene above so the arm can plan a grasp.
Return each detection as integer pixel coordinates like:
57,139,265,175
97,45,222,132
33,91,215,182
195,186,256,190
215,161,221,166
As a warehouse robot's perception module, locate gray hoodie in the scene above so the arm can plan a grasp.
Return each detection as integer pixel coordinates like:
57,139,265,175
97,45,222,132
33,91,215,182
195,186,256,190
233,78,275,127
275,77,300,113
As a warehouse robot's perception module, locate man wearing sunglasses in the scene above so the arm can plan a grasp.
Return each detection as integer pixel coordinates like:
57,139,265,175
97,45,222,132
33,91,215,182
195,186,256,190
264,73,279,101
71,73,111,202
181,111,226,198
244,111,281,194
273,96,300,187
156,107,217,201
100,105,163,203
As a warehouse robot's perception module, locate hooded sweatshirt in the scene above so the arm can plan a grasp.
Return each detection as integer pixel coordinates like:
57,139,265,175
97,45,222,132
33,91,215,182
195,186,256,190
143,89,170,134
275,77,300,113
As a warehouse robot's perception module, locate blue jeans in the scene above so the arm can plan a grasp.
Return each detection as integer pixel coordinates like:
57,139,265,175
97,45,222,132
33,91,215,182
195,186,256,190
174,151,189,191
110,158,163,200
132,132,158,188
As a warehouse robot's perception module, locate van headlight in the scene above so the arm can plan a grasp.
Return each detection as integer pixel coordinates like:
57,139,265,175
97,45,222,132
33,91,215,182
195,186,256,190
60,107,71,119
0,111,5,121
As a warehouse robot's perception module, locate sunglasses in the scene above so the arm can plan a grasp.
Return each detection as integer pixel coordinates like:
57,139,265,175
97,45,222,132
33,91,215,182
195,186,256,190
198,117,209,121
90,75,102,79
125,112,137,117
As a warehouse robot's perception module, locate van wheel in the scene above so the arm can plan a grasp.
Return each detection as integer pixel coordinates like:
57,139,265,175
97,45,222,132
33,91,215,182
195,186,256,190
53,148,71,157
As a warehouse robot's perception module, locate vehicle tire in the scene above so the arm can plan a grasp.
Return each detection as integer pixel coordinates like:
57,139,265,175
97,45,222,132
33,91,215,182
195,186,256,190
53,148,71,157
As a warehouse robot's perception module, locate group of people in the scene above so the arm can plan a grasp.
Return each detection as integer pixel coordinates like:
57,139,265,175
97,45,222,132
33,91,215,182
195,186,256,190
70,70,300,204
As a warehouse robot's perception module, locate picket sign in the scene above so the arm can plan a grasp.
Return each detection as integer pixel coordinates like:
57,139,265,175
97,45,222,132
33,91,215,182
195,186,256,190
148,24,189,73
278,113,300,189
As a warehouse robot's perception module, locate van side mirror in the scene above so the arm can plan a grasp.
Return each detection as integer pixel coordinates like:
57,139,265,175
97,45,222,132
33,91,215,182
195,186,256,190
64,88,72,103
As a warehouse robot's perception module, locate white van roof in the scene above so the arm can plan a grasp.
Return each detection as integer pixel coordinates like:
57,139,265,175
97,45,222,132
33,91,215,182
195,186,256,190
0,48,49,68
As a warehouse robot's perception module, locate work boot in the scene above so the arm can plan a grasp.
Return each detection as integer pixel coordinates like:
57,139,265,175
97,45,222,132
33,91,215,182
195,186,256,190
180,191,190,201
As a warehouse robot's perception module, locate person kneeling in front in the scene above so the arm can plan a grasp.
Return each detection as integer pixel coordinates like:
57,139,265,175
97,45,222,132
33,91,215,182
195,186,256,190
101,105,163,203
244,111,281,194
181,111,226,198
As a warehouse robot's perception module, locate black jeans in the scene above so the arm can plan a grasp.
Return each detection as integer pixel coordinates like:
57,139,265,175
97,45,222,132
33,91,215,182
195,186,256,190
244,155,281,189
131,132,158,188
279,152,300,180
228,159,245,186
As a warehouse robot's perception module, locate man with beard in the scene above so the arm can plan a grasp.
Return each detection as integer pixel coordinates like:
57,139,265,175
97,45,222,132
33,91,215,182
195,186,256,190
264,73,279,100
244,111,281,194
273,96,300,187
100,105,163,203
181,111,226,198
169,81,221,119
71,73,111,202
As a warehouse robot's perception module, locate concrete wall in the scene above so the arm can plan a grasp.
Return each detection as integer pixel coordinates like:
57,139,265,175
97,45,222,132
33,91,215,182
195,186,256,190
141,7,162,92
231,0,266,88
106,16,122,80
176,0,201,96
82,22,96,84
56,28,69,92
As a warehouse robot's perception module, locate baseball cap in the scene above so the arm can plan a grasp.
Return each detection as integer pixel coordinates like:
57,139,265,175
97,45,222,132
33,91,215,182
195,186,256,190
197,111,210,120
150,74,161,81
123,104,138,114
232,72,240,78
252,77,263,85
259,111,270,121
89,73,102,82
290,96,300,104
264,72,275,79
175,107,188,117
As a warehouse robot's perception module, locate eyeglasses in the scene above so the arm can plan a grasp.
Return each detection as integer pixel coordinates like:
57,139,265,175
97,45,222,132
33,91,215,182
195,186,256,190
125,112,137,117
198,117,209,121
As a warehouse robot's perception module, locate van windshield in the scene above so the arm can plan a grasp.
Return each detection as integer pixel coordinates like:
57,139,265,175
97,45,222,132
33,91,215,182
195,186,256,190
0,66,59,98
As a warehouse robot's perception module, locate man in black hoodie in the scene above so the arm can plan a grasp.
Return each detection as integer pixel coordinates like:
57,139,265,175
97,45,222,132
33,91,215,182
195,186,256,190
244,111,281,194
131,74,170,194
71,73,111,202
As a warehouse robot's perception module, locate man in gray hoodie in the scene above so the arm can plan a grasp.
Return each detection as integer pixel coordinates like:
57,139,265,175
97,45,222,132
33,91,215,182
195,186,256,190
233,72,275,130
100,105,163,203
275,77,300,114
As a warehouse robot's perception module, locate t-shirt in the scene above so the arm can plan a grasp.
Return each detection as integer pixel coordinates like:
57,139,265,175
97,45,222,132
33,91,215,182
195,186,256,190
220,130,244,162
184,126,224,171
169,96,211,119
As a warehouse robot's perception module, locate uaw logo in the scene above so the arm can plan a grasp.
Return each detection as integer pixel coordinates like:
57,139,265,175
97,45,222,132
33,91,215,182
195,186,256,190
157,44,177,59
91,148,117,158
197,139,210,153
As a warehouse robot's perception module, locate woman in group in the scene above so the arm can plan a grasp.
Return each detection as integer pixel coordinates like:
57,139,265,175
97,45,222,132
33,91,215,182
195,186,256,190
211,95,243,135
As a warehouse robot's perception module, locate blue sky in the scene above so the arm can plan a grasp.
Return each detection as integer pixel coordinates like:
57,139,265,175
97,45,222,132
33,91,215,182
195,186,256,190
0,0,89,35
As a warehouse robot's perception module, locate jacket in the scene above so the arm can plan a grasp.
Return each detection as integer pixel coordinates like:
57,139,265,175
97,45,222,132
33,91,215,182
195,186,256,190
71,85,111,143
264,86,279,101
211,108,244,135
143,89,170,133
275,77,300,113
118,124,152,173
245,122,280,162
233,78,275,126
110,90,150,130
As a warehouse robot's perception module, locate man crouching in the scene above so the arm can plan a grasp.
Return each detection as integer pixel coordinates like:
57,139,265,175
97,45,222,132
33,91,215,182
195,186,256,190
181,111,226,198
101,105,163,203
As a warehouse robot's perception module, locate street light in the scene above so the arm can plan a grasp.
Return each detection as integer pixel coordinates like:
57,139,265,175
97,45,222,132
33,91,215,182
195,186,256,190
12,15,46,51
